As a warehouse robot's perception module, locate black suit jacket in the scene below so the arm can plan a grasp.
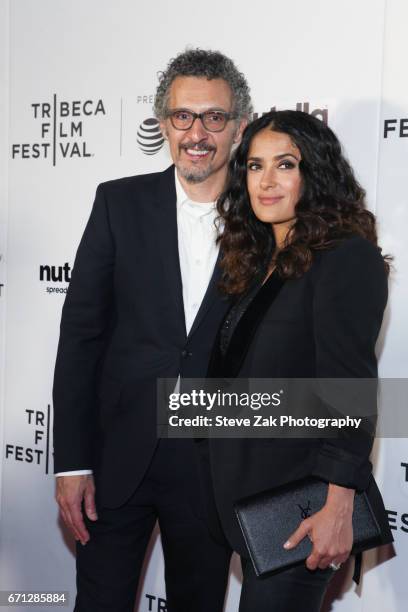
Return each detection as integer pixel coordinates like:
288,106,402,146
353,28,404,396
53,165,230,507
204,235,393,556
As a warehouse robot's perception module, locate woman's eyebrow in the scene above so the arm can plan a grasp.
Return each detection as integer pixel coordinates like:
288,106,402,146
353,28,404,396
247,152,300,161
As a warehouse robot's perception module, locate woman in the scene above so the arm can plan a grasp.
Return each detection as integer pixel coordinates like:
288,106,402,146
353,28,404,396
198,110,393,611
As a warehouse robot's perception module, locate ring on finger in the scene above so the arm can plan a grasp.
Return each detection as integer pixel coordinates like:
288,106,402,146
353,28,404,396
329,562,342,571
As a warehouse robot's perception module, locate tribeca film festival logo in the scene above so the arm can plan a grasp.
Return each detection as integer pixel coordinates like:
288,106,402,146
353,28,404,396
5,405,52,474
39,262,71,294
11,95,106,166
386,462,408,534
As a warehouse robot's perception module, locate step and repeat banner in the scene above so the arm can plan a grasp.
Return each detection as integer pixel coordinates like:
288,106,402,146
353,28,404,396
0,0,407,610
0,0,8,543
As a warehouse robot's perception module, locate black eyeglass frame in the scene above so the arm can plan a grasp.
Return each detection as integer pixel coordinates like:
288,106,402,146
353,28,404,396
164,108,238,132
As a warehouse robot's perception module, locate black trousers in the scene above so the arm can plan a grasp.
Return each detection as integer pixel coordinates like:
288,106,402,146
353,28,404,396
239,558,335,612
195,440,335,612
74,438,231,612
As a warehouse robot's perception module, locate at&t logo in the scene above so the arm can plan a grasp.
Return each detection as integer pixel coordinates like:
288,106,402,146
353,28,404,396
137,118,164,155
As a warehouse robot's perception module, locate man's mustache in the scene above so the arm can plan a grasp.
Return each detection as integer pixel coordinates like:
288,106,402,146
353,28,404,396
180,142,216,152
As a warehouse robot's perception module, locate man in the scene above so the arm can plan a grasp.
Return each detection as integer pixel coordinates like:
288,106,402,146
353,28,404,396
53,48,252,611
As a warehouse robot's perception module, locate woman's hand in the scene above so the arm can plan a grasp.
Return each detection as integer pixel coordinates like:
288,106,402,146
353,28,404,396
283,484,355,570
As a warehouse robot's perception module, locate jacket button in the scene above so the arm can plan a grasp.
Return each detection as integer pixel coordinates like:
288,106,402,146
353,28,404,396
181,349,192,358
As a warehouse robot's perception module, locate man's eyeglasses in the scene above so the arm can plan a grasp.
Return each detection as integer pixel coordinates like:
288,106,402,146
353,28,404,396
165,109,237,132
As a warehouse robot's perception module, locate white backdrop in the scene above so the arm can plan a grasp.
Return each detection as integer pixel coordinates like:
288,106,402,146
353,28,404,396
0,0,406,610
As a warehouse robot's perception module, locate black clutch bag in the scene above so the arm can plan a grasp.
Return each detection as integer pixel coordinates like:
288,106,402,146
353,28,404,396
234,476,382,577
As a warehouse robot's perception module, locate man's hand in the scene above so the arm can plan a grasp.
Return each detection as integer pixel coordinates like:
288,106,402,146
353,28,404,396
56,475,98,545
283,483,355,570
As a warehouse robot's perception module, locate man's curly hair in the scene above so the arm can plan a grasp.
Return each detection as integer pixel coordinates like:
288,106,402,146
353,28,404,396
154,48,253,120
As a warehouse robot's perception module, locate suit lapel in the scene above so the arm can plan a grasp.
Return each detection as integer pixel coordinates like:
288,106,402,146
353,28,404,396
214,273,285,378
154,165,186,337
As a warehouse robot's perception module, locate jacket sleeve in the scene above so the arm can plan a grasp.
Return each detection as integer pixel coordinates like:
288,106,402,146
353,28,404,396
310,236,388,491
52,183,115,472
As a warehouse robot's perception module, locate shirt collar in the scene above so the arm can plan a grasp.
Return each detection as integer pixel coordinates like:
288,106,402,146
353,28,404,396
175,169,217,218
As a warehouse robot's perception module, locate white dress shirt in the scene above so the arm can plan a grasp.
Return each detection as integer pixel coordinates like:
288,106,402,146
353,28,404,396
56,169,220,477
175,171,220,334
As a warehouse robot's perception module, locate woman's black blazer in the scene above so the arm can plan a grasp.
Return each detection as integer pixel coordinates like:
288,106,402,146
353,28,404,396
204,235,393,557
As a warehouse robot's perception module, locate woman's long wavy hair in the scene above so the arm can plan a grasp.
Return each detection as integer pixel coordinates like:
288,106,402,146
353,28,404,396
217,110,389,295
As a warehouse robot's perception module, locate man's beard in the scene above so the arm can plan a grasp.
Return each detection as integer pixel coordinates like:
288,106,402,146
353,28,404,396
177,162,214,184
177,143,216,183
